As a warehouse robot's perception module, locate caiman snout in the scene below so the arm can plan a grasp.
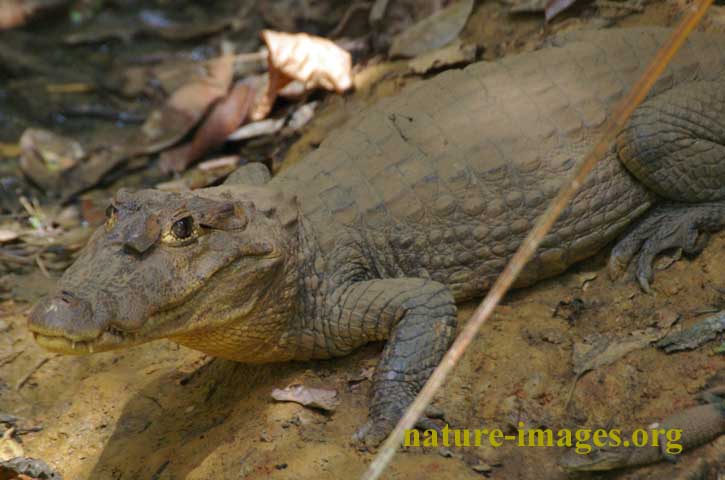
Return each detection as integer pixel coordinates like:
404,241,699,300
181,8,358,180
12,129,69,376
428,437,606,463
28,291,102,352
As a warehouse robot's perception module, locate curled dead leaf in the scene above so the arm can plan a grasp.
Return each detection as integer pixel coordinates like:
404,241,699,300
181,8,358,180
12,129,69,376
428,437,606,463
251,30,352,121
159,82,253,173
262,30,352,92
271,384,340,412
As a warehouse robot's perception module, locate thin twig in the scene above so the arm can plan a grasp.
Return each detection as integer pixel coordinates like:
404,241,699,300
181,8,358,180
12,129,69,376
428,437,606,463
35,253,50,279
361,1,714,478
0,350,23,368
16,356,51,391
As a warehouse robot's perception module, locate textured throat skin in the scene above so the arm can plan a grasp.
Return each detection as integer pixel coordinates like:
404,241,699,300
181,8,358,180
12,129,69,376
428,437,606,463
271,28,725,302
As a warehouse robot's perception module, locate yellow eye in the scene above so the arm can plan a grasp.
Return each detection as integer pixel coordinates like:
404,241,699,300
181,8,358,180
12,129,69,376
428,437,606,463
105,205,117,231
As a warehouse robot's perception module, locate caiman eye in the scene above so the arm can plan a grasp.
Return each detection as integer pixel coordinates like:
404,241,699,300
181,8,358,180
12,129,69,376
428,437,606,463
162,215,200,246
171,216,194,240
105,205,118,231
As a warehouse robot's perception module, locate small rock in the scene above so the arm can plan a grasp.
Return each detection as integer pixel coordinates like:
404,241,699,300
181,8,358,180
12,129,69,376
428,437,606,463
438,447,454,458
271,384,339,412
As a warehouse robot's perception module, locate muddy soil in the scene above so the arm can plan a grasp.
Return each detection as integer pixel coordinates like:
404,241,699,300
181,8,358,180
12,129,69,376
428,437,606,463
2,1,724,479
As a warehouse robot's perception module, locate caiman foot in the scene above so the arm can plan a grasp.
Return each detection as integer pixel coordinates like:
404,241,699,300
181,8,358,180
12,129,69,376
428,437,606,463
353,403,445,450
609,202,725,292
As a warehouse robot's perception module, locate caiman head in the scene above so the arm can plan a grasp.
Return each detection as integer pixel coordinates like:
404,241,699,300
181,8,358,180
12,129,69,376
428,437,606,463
28,185,301,362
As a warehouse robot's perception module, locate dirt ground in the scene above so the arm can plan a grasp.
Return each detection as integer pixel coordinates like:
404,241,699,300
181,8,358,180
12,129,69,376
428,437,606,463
2,1,725,479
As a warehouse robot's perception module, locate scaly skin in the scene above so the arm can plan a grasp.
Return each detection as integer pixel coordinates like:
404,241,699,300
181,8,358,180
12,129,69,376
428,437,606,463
559,387,725,471
28,28,725,446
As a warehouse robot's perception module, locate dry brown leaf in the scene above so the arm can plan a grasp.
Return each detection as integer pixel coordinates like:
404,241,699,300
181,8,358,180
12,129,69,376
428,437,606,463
271,384,340,412
389,0,474,58
572,310,680,376
251,30,352,121
159,82,253,173
250,69,291,122
263,30,353,92
137,54,235,154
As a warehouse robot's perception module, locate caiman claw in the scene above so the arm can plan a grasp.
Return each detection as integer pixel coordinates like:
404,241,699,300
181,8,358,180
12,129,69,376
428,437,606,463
353,406,445,450
608,203,724,292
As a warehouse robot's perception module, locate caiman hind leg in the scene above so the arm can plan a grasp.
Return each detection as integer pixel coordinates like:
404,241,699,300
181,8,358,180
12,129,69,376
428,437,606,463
320,278,457,448
612,81,725,290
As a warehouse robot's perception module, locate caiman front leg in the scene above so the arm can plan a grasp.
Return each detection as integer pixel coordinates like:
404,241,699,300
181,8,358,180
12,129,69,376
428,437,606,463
611,81,725,290
319,278,457,447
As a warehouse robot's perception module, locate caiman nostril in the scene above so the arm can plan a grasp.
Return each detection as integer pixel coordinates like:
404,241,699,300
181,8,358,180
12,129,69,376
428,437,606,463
60,291,75,303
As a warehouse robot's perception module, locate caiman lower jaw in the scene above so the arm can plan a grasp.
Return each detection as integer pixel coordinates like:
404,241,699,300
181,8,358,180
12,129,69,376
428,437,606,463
31,329,139,355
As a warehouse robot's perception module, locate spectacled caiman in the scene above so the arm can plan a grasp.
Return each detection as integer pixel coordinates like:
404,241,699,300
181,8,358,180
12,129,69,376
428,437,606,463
27,28,725,447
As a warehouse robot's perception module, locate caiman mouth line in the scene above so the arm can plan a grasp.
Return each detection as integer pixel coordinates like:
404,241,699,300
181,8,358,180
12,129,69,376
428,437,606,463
31,325,136,354
33,333,99,354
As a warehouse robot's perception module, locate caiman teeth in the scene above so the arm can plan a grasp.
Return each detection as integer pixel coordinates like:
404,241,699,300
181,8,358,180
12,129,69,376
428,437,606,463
32,326,140,355
32,333,98,355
